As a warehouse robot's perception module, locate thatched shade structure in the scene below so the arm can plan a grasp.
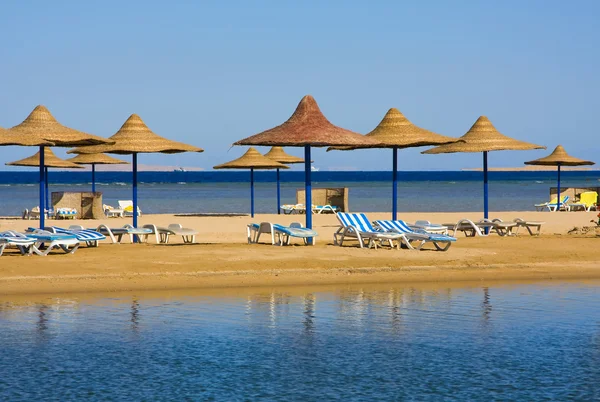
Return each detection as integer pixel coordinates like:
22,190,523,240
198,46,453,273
423,116,545,219
525,145,594,211
328,108,458,219
0,125,54,146
214,148,288,217
264,146,304,214
67,153,129,192
7,148,84,213
69,114,204,230
8,105,112,228
234,95,381,231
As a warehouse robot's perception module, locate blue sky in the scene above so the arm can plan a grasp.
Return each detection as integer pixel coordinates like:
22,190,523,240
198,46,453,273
0,1,598,171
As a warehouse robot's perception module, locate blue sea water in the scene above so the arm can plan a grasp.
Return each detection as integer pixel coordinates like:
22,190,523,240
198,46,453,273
1,282,599,401
0,170,598,215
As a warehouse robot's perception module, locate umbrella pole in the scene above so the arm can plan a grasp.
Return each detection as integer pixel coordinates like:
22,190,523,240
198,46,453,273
132,153,138,242
45,166,50,217
304,146,312,240
39,146,45,229
556,164,561,212
250,168,255,218
276,168,281,215
92,164,96,193
392,146,398,221
483,151,489,220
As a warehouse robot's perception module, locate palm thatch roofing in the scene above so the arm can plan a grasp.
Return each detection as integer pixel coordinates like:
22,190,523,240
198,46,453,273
67,153,129,165
423,116,545,154
68,114,204,155
214,148,290,170
233,95,382,148
8,105,112,147
264,146,304,164
6,148,84,169
329,108,458,151
0,125,54,146
525,145,594,166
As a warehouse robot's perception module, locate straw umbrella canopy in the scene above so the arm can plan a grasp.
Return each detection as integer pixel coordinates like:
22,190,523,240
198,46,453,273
68,114,204,229
525,145,594,210
423,116,546,219
264,146,304,214
214,147,289,217
0,125,54,146
7,105,112,228
6,148,84,213
67,153,129,192
328,108,459,220
233,95,382,231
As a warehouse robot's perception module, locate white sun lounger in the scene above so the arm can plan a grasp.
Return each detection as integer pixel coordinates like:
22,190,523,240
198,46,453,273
118,200,142,217
95,224,154,244
0,231,36,256
247,222,318,245
24,229,80,256
374,220,456,251
334,212,403,249
143,224,197,244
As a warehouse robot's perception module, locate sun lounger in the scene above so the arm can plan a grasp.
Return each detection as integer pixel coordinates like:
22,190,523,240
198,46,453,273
334,212,403,249
374,220,456,251
38,226,106,247
55,207,77,219
95,224,154,244
103,204,124,218
410,220,449,235
247,222,318,245
142,223,197,244
312,205,339,214
24,229,80,256
443,219,491,237
569,192,598,212
512,218,544,236
0,231,36,256
535,196,570,212
118,200,142,217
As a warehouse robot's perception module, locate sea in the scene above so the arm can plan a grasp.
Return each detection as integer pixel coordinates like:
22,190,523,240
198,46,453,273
1,281,599,401
0,170,599,216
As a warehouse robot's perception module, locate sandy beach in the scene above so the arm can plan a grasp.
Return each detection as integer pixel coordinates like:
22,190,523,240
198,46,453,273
0,211,598,295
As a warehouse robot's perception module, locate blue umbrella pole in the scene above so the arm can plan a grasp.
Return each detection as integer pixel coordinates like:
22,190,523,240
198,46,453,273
39,146,45,229
250,168,255,218
483,151,489,220
556,164,561,212
45,166,50,217
304,146,312,242
276,168,281,215
91,164,96,192
392,146,398,221
132,153,138,240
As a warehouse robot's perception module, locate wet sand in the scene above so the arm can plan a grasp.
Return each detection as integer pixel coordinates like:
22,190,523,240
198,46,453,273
1,211,599,295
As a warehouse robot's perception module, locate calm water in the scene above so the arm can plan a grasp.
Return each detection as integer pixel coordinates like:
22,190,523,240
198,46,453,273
1,282,599,401
0,170,599,215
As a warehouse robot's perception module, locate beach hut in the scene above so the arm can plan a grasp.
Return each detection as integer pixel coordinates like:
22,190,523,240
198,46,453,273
7,106,112,228
423,116,545,219
264,146,304,214
6,148,84,214
525,145,595,210
328,108,458,220
214,148,288,217
67,153,129,192
68,114,203,230
233,95,381,234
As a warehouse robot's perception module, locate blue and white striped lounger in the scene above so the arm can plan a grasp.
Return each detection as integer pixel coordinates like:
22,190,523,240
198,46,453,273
0,231,36,256
247,222,318,245
40,226,106,247
334,212,403,249
374,220,456,251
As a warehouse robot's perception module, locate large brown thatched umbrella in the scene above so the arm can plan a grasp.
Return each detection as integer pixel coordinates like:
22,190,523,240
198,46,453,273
6,148,84,213
423,116,545,219
67,153,129,192
214,148,288,217
264,146,304,214
525,145,594,210
328,108,458,220
68,114,203,229
8,105,112,228
233,95,382,231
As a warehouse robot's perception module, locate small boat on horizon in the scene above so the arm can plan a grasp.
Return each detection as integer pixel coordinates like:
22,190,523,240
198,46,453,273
311,166,319,172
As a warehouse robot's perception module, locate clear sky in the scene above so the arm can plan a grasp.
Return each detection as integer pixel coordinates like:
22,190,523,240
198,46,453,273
0,0,598,171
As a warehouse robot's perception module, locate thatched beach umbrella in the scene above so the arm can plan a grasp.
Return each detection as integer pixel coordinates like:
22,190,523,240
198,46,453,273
6,148,84,213
233,95,381,232
423,116,545,219
7,105,112,228
328,108,458,220
68,114,203,229
264,146,304,214
67,153,129,192
525,145,594,210
214,148,288,217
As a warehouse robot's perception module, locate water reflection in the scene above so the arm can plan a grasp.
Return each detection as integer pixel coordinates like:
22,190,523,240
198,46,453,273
130,297,140,333
302,293,315,335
